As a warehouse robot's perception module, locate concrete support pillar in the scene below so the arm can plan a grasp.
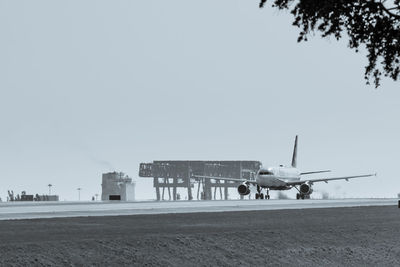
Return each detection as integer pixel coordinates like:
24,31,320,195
154,177,160,201
197,179,202,200
187,176,193,200
162,178,165,200
204,178,211,200
187,165,193,200
166,178,171,200
173,178,177,200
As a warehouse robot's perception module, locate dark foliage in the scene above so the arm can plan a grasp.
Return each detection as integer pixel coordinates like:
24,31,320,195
260,0,400,87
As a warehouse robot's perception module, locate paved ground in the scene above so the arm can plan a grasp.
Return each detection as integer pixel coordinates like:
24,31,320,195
0,205,399,266
0,198,396,220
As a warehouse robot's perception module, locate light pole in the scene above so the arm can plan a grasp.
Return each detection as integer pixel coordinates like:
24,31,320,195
95,193,99,201
77,188,82,201
48,184,52,195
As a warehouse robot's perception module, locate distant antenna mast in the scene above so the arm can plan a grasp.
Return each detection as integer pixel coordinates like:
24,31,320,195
77,188,82,201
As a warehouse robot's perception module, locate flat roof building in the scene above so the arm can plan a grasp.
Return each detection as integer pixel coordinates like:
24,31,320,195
101,172,135,201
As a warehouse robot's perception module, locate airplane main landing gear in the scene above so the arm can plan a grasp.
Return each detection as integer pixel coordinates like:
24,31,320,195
256,186,270,200
296,193,310,200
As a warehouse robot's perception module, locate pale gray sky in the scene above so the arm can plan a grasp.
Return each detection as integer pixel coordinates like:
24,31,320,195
1,0,399,201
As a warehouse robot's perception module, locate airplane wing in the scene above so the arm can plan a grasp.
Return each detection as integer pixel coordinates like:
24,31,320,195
300,170,331,175
286,173,376,186
193,175,258,185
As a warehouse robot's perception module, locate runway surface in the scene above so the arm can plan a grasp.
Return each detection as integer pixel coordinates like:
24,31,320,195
0,198,396,220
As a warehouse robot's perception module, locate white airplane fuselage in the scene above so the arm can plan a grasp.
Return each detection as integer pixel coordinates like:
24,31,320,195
256,167,301,190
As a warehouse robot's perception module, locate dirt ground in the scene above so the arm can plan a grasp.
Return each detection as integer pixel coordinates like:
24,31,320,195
0,205,399,266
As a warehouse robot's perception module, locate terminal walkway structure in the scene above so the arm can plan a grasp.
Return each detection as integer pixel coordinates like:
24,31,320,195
139,161,261,201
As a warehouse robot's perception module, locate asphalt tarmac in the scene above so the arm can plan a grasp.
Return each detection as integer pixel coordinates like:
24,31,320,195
0,205,399,266
0,198,395,220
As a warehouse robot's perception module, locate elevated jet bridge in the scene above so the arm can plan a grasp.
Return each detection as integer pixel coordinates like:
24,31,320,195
139,161,261,201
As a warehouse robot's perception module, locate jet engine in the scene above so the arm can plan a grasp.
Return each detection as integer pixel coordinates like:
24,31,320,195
300,182,313,195
237,183,250,195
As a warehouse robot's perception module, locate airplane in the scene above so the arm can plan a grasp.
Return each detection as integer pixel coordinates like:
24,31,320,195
195,136,376,200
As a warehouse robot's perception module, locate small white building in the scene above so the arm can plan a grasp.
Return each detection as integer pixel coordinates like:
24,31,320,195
101,172,135,201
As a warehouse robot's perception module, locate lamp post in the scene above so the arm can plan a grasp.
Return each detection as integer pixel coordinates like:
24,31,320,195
48,184,52,195
77,188,82,201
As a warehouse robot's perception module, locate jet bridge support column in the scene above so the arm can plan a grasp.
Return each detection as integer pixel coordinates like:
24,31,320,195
224,182,228,200
154,177,161,201
173,178,177,201
187,177,193,200
186,165,193,200
204,177,212,200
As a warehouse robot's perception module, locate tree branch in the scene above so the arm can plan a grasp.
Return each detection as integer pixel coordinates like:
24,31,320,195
378,2,400,19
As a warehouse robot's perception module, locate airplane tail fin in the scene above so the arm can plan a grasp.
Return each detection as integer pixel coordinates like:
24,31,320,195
291,135,298,168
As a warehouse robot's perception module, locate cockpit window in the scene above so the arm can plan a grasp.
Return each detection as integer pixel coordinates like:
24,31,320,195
259,171,273,175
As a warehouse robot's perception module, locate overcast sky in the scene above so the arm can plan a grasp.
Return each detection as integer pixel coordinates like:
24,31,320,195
1,1,399,201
